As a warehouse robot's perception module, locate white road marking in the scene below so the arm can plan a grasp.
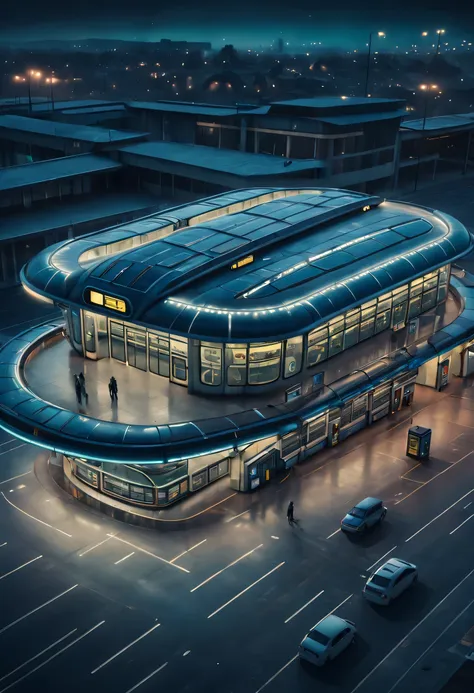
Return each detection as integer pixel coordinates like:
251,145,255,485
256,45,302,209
124,663,168,693
254,655,299,693
114,552,135,565
405,488,474,542
386,597,474,693
225,509,250,523
315,594,354,626
366,546,398,573
190,544,264,592
0,621,104,692
450,513,474,535
78,536,113,557
0,471,31,485
255,593,353,693
0,445,26,458
0,555,42,580
1,492,72,538
107,534,189,573
326,528,341,539
464,502,472,509
208,562,285,619
395,451,473,505
284,590,324,624
91,623,161,674
0,543,6,548
0,629,77,683
0,439,16,447
0,584,78,635
170,539,207,563
271,536,279,540
183,650,191,657
348,567,474,693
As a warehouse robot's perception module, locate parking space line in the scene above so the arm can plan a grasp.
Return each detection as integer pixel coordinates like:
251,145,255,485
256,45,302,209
0,629,77,684
326,528,341,539
400,476,425,484
91,622,161,674
106,534,189,574
125,663,168,693
366,546,397,573
225,509,250,523
190,544,264,592
349,567,474,693
395,451,473,505
208,562,285,619
0,445,26,458
0,439,17,448
0,621,105,693
255,593,353,693
449,513,474,535
0,555,42,580
170,539,207,563
386,598,474,693
0,584,78,635
0,543,6,548
405,488,474,543
114,552,135,565
284,590,324,624
464,502,472,510
78,536,113,557
0,471,32,485
1,492,72,538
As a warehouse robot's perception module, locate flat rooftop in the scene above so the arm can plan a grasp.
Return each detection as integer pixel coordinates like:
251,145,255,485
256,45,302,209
118,140,324,176
127,101,268,117
0,154,122,193
402,115,474,132
0,114,146,144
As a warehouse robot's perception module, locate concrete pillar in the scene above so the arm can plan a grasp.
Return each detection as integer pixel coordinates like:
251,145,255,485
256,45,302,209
285,135,291,158
254,130,259,154
239,118,247,152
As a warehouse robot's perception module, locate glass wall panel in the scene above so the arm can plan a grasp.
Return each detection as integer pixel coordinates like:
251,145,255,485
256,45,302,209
308,340,328,366
248,342,281,384
328,331,343,357
71,309,82,344
83,312,96,353
344,324,359,349
410,277,423,297
200,343,223,386
226,343,247,386
110,321,125,362
284,336,303,378
329,317,344,336
307,416,327,443
361,301,376,320
345,309,360,328
421,288,437,312
392,301,407,327
359,318,375,341
126,327,147,371
96,315,109,359
437,284,448,302
375,309,391,334
149,333,170,377
423,275,438,292
408,296,422,319
377,294,392,312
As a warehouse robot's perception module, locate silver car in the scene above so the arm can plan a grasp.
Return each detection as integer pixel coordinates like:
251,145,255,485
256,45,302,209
363,558,418,605
341,497,387,533
298,614,356,666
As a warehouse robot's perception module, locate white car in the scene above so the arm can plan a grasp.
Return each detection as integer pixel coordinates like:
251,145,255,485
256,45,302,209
298,614,356,666
363,558,418,605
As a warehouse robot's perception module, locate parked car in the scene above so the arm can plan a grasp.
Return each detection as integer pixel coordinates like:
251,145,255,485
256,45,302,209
341,497,387,533
298,615,356,666
363,558,418,605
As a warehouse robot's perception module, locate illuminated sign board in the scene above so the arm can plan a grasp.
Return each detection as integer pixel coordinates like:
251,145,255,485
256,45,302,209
231,254,254,270
87,289,127,313
362,205,371,212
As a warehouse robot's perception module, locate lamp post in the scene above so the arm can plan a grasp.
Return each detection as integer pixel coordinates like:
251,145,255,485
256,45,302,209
46,73,56,110
436,29,445,56
27,70,42,113
414,83,438,191
365,31,385,98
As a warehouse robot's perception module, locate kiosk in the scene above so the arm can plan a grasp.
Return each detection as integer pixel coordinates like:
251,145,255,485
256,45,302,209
406,425,432,460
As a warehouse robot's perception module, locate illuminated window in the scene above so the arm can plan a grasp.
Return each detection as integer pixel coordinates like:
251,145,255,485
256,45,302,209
231,255,254,270
90,290,104,306
104,295,126,313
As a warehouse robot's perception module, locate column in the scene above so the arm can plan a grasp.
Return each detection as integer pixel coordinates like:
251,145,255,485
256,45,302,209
239,117,247,152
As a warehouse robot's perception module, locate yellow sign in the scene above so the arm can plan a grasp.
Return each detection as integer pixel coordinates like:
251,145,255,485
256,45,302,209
407,435,419,456
231,254,254,270
362,205,371,212
88,290,126,313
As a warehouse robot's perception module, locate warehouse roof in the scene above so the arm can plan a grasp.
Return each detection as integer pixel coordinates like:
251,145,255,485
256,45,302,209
0,154,122,193
0,114,145,144
127,100,268,117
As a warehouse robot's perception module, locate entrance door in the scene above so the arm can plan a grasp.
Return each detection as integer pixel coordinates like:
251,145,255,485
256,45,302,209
392,387,402,413
170,337,189,386
83,311,97,359
328,419,340,447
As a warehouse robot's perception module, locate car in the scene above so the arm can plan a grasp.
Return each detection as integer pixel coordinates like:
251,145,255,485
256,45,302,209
298,614,356,666
363,557,418,605
341,497,387,533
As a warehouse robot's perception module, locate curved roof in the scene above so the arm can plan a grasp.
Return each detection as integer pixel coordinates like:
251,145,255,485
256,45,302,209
0,272,473,464
22,187,472,342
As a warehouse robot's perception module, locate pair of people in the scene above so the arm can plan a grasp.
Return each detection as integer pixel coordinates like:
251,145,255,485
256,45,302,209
74,372,88,404
108,376,118,401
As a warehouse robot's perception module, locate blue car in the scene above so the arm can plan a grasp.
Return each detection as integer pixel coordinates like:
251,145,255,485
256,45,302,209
341,497,387,533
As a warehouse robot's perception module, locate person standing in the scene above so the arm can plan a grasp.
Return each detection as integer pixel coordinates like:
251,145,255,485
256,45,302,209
78,372,88,403
287,501,294,524
109,376,118,402
74,374,82,404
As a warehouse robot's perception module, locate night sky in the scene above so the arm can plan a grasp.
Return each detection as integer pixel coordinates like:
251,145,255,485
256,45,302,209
2,0,474,48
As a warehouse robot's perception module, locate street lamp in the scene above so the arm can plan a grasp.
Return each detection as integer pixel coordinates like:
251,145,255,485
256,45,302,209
45,73,56,110
414,83,438,190
27,70,42,113
436,29,445,56
365,31,385,98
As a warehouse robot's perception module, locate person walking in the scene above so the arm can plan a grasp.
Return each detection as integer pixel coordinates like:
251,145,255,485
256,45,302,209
74,374,82,404
109,376,118,402
78,372,88,403
287,501,294,524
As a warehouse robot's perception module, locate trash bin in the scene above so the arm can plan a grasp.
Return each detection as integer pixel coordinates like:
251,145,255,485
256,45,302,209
406,425,431,460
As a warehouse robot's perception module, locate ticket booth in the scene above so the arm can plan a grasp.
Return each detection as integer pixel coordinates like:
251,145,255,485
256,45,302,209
406,425,431,460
